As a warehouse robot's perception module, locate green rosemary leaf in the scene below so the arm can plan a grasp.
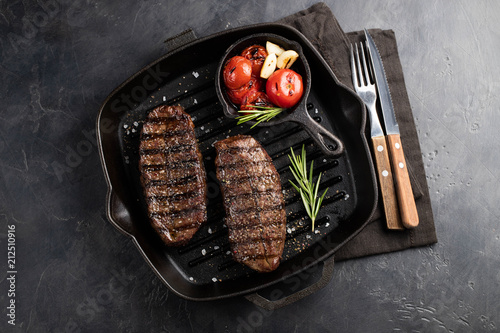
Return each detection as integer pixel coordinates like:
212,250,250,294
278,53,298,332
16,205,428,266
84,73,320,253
309,160,314,189
300,190,312,217
313,172,322,205
316,188,328,216
288,180,301,193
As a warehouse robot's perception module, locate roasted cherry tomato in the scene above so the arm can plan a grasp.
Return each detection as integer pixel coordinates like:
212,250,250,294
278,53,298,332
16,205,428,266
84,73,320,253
266,69,304,108
223,56,252,90
226,77,263,105
240,91,274,110
241,45,268,76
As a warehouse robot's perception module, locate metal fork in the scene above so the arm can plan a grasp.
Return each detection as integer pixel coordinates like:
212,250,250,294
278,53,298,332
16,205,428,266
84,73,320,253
350,42,404,230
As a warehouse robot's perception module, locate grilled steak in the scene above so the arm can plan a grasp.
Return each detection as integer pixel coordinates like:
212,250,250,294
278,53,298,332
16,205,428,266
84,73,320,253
215,135,286,272
139,105,207,246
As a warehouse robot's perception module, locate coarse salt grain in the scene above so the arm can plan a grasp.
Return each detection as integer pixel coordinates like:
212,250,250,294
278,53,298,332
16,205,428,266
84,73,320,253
201,249,206,255
212,277,217,282
208,227,212,234
214,246,220,250
192,71,199,78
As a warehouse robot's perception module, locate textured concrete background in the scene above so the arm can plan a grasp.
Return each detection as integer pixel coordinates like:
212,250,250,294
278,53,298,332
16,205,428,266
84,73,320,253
1,0,499,332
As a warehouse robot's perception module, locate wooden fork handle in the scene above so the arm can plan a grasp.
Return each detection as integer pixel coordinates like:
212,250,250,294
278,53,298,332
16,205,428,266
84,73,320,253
371,136,404,230
386,134,419,228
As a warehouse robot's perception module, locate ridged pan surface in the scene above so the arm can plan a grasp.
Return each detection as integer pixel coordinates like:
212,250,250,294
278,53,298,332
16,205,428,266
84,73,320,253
97,23,377,301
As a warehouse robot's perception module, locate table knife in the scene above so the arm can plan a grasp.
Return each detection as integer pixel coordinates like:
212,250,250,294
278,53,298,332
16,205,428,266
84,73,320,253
364,29,419,228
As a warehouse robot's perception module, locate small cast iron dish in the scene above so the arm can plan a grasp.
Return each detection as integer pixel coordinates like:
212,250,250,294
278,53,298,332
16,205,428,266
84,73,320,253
215,33,344,157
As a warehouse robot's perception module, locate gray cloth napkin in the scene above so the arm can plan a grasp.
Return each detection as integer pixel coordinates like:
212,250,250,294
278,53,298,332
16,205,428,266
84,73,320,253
279,2,437,260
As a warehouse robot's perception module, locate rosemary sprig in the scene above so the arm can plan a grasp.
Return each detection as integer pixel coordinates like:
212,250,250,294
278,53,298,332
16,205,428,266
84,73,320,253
236,106,284,128
288,145,328,231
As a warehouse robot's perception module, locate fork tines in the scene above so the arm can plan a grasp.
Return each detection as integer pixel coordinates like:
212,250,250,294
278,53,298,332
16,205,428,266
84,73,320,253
351,41,374,88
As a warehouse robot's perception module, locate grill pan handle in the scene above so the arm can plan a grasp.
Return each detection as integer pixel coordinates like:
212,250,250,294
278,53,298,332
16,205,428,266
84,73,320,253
107,191,135,236
244,256,335,310
291,110,344,157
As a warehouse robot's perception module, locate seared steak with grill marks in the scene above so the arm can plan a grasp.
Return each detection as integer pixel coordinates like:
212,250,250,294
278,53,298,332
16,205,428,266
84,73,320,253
215,135,286,272
139,105,207,246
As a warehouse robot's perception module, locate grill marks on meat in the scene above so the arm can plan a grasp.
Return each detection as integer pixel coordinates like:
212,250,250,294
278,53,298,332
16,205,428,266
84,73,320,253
139,109,285,269
215,135,286,272
139,105,207,246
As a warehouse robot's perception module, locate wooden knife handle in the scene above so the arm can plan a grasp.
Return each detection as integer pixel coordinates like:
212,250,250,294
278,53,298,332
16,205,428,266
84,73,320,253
371,136,404,230
386,134,419,228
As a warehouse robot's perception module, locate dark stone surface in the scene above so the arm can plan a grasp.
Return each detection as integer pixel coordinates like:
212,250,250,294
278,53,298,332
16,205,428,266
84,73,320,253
1,1,499,332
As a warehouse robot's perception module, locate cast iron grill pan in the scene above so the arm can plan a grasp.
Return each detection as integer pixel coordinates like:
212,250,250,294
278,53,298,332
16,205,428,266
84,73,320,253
97,23,377,301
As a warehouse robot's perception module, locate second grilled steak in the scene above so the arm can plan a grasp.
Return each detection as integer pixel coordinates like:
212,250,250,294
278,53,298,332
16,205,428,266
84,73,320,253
215,135,286,272
139,105,207,246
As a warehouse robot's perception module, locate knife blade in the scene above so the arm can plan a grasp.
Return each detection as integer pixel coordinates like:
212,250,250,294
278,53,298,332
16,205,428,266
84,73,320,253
364,29,419,228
